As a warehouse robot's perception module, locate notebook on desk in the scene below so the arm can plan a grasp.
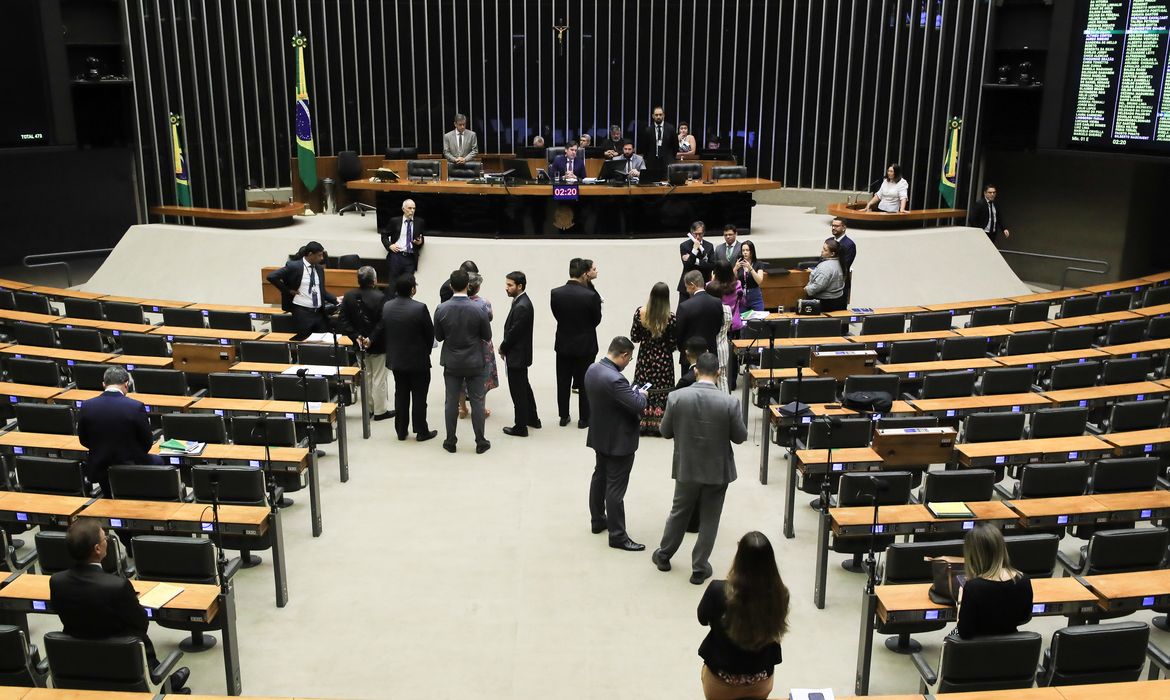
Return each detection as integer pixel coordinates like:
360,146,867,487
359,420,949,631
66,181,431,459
927,501,975,518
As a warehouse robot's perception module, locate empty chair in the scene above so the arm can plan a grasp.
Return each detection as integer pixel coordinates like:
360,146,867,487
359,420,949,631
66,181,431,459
132,536,239,652
1087,456,1160,493
710,165,747,179
859,314,905,335
117,333,169,357
1029,407,1090,438
69,363,108,391
13,292,54,316
238,340,293,364
270,373,335,418
963,412,1026,443
0,291,13,311
207,372,267,400
1046,361,1101,390
1103,399,1166,433
1059,527,1168,586
129,368,188,396
62,298,104,320
842,374,899,399
1013,462,1091,499
298,344,349,366
270,313,298,333
0,624,48,687
1002,330,1051,356
161,307,205,328
406,159,442,179
206,311,253,331
43,632,184,693
757,345,809,372
777,376,837,405
192,465,276,567
1037,622,1151,686
160,413,225,443
740,319,792,343
230,415,299,447
1010,301,1051,323
14,456,91,496
920,469,995,503
831,471,913,571
967,307,1013,327
1050,327,1096,352
1103,319,1147,345
1099,356,1152,385
940,336,988,360
335,254,362,270
1153,316,1170,342
876,539,966,653
107,464,187,502
791,317,844,338
14,403,76,435
1142,285,1170,308
911,632,1043,693
1058,295,1098,318
888,340,938,364
979,367,1034,395
35,530,129,577
100,301,146,324
13,322,57,348
918,371,976,399
56,327,105,353
1095,293,1133,313
448,162,483,179
908,311,952,332
1003,533,1061,578
798,417,873,503
4,357,63,387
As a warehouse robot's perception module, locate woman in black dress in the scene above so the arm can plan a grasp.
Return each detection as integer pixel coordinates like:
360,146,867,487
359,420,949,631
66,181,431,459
696,531,790,700
630,282,676,435
956,524,1033,639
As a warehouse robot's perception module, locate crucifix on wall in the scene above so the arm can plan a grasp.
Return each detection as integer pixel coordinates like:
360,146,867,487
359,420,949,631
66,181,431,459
553,19,568,56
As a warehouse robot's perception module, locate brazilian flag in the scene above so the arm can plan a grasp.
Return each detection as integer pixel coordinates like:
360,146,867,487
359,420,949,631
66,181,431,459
938,117,961,208
169,114,192,207
292,31,318,192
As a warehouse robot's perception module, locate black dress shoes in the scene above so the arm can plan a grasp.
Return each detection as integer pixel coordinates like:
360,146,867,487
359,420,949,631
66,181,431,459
528,419,543,429
690,571,712,585
577,419,589,429
502,426,528,437
591,523,607,534
559,417,571,427
397,433,408,441
169,667,191,692
373,411,396,421
442,441,456,453
417,430,438,442
609,539,645,552
476,441,491,454
651,548,671,571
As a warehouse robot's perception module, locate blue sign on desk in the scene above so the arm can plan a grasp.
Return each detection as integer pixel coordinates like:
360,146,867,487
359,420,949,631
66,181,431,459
552,183,579,201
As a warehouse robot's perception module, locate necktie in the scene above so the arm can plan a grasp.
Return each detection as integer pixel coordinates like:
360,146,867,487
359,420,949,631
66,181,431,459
458,133,463,153
308,266,319,308
405,219,413,253
656,125,662,155
989,202,996,233
567,158,573,174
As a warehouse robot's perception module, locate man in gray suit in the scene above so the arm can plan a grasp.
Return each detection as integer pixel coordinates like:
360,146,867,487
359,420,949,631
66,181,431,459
713,223,743,266
652,353,747,584
442,113,478,164
433,268,492,454
584,336,648,552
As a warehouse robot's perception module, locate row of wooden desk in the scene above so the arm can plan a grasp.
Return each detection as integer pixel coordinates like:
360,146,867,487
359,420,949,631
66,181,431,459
0,691,340,700
0,278,286,320
844,679,1170,700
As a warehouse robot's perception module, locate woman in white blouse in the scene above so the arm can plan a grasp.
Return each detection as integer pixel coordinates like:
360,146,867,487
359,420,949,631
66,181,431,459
865,163,909,213
677,121,699,159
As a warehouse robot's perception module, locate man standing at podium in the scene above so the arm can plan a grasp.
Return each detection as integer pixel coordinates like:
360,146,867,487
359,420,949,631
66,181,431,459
442,113,478,164
640,106,678,171
380,199,426,296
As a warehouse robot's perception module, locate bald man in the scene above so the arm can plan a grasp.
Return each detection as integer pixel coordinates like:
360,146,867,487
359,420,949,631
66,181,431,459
380,198,427,296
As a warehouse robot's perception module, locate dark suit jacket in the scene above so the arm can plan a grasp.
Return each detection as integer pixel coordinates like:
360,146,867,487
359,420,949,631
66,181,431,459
377,296,434,372
675,290,724,355
550,280,602,359
969,199,1006,240
714,241,744,266
338,288,387,354
678,239,716,293
50,564,155,660
265,259,337,313
599,137,624,155
77,391,155,488
835,234,857,273
500,293,534,368
640,121,679,165
379,216,427,256
433,295,491,376
584,358,646,457
549,154,586,181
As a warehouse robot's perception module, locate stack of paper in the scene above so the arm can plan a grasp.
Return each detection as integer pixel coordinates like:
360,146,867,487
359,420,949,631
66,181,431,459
138,582,184,609
279,364,338,376
158,439,206,456
927,501,976,518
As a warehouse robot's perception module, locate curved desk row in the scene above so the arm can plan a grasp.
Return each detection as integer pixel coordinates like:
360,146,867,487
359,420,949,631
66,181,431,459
150,201,304,228
827,202,966,228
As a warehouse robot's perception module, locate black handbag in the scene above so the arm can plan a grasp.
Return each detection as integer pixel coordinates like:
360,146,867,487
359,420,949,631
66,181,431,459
928,555,966,605
842,390,893,414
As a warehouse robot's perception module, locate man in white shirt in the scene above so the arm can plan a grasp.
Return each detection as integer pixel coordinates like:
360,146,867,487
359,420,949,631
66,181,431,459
379,199,426,295
265,241,337,336
442,113,478,164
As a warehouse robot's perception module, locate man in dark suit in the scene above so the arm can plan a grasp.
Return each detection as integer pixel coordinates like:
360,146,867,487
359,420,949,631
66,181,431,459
339,266,393,422
677,221,715,301
433,268,492,454
265,241,337,337
584,336,648,551
50,518,191,693
500,271,540,437
77,366,162,497
675,270,724,371
652,353,747,584
380,199,426,296
376,274,438,442
639,105,678,171
550,258,602,428
713,224,744,266
970,184,1010,242
548,142,586,182
674,336,708,390
599,124,625,159
829,217,857,303
439,260,478,304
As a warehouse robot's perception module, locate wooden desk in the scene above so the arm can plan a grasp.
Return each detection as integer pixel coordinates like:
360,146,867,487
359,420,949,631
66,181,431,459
191,397,339,420
1041,381,1170,408
1141,272,1170,285
191,303,285,319
794,447,883,474
0,309,59,325
1134,302,1170,317
0,431,86,454
260,331,355,347
922,298,1015,314
826,202,966,225
50,317,156,334
104,354,175,369
826,305,929,322
956,435,1112,467
0,492,92,528
875,578,1096,625
759,269,811,312
96,295,192,312
21,285,105,301
349,176,782,196
908,392,1052,418
1005,495,1120,527
1098,338,1170,356
1101,427,1170,456
1083,279,1149,295
150,201,304,228
146,326,264,342
877,358,999,378
953,321,1056,338
0,278,33,291
1008,289,1089,304
260,267,365,305
53,389,197,411
992,349,1107,368
733,336,851,350
1057,680,1170,700
1083,569,1170,614
847,330,957,347
0,382,65,402
0,345,113,365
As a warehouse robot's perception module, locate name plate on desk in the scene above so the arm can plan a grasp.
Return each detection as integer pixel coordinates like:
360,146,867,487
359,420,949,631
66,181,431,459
870,427,956,466
552,183,579,200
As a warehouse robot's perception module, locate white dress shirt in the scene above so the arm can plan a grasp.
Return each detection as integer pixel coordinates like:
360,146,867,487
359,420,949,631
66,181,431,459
394,217,417,253
983,200,997,233
875,178,909,212
292,258,320,309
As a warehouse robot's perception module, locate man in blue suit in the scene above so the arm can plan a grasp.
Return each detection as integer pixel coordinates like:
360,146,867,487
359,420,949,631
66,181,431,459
583,336,648,552
549,142,586,182
77,366,162,497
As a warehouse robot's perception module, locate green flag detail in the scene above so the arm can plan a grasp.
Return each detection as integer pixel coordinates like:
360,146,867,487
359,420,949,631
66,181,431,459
169,114,192,207
292,32,318,192
939,117,961,208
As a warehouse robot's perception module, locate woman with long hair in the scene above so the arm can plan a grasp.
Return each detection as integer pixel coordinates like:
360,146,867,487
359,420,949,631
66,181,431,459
955,524,1032,639
865,162,910,213
697,531,790,700
803,239,847,312
735,240,767,311
706,261,742,392
630,282,676,435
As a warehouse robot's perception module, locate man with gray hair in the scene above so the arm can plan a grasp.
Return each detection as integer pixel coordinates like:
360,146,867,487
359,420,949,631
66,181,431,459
380,198,426,295
77,366,161,496
600,124,624,159
340,265,392,421
442,112,478,164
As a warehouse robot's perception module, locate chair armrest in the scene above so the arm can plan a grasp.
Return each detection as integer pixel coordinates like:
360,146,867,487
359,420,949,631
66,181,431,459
993,483,1015,500
34,657,48,678
13,548,37,571
910,649,938,688
28,643,39,666
1056,550,1082,575
148,648,183,685
190,388,208,398
1148,640,1170,680
223,556,242,581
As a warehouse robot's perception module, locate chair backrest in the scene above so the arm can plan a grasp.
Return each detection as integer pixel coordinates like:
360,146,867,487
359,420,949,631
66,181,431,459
1142,285,1170,308
131,536,217,584
908,311,952,332
448,162,483,179
4,357,63,387
0,291,14,311
239,340,293,364
297,344,349,366
385,146,418,159
888,340,938,364
36,530,124,576
757,345,808,370
963,412,1026,443
980,367,1034,395
129,368,187,395
545,146,565,163
191,465,267,506
1104,399,1166,433
968,307,1013,327
230,415,299,447
14,292,53,316
1016,462,1090,499
921,469,995,503
69,362,108,391
63,298,105,320
1050,327,1096,352
336,150,363,180
1104,319,1147,346
778,377,838,404
117,332,169,357
920,370,976,399
1059,296,1099,318
108,464,185,502
271,374,332,402
710,165,747,179
0,624,41,687
842,374,900,398
1148,315,1170,340
57,327,105,353
1048,361,1101,390
1010,301,1051,323
805,417,873,449
1041,622,1150,686
336,254,362,270
207,372,267,400
13,322,57,348
161,413,226,443
940,336,988,360
270,314,298,333
206,310,254,331
1099,357,1152,386
14,455,87,496
837,471,912,507
1081,527,1168,574
859,314,906,335
43,632,153,692
741,319,792,341
161,307,205,328
1003,533,1061,578
1003,330,1052,356
100,301,146,325
882,539,965,583
935,632,1043,693
791,317,843,338
667,162,703,180
1095,293,1133,313
1029,407,1090,439
1087,456,1160,493
14,403,76,435
406,159,442,179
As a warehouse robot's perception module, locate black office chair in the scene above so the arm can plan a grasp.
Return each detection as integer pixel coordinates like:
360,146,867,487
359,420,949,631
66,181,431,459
1013,462,1091,499
14,456,92,497
798,417,874,506
448,162,483,180
842,374,899,399
238,340,293,364
1102,399,1166,433
1099,356,1152,385
0,291,13,312
1029,407,1090,439
1103,319,1147,346
1058,527,1168,578
888,340,938,364
270,314,298,334
13,293,54,316
1045,361,1101,390
966,307,1012,327
62,298,104,321
0,624,48,687
979,367,1034,395
44,632,184,693
298,344,350,366
130,368,188,396
1050,327,1096,352
206,311,253,331
876,539,965,653
161,413,225,443
13,322,57,348
57,327,105,353
1037,622,1151,686
118,333,170,357
191,465,276,568
545,146,565,163
1002,330,1052,356
385,146,418,159
14,403,76,435
911,632,1043,694
108,464,188,502
1058,296,1099,319
4,357,63,387
918,371,976,399
132,536,239,652
831,471,913,572
756,346,810,374
1086,456,1160,494
667,162,703,181
101,301,146,325
69,362,108,391
207,372,267,400
792,317,844,338
859,314,906,335
940,336,987,360
742,318,793,341
1147,317,1170,341
963,412,1026,443
161,308,205,329
1096,293,1133,313
778,376,838,405
710,165,747,179
406,159,442,180
920,469,995,503
1010,301,1050,323
230,415,305,502
1142,285,1170,308
908,311,952,332
336,150,376,214
35,530,130,577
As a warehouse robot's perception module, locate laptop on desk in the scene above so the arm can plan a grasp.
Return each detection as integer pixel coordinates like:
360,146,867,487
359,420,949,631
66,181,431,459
501,158,536,183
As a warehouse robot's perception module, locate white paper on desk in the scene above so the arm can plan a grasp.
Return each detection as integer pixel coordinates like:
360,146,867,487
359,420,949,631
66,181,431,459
138,582,184,609
301,332,343,344
279,364,338,376
789,689,834,700
308,401,323,411
743,310,771,320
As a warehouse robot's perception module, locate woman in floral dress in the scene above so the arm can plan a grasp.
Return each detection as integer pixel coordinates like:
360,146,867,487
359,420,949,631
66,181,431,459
630,282,676,435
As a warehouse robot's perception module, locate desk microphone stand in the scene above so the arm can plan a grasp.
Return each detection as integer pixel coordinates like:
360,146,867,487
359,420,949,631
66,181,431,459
250,413,278,512
206,470,229,594
297,367,323,537
812,412,837,609
777,357,808,539
852,474,885,696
